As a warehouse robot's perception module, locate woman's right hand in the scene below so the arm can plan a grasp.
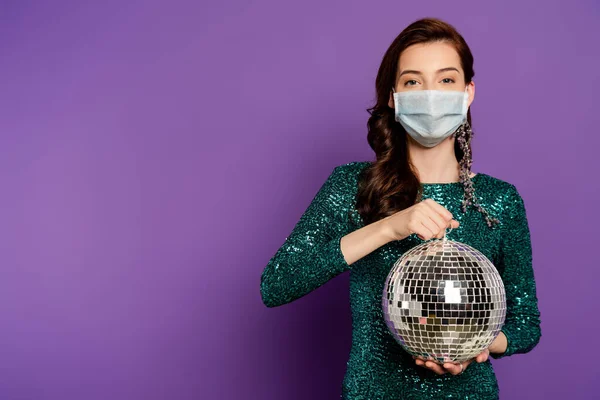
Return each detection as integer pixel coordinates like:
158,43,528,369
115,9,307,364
380,198,459,242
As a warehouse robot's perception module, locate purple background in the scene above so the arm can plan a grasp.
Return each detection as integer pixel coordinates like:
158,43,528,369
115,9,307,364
0,0,597,399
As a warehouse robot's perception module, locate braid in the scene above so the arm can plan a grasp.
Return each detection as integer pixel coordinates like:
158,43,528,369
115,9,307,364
454,121,500,228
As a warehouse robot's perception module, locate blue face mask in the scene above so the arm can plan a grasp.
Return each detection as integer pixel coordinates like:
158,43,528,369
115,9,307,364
392,87,469,148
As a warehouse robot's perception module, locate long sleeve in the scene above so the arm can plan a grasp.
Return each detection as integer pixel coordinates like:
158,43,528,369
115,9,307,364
491,184,542,359
260,165,353,308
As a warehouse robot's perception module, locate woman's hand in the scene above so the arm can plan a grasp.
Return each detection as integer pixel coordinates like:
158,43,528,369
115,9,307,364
380,198,460,242
413,349,490,375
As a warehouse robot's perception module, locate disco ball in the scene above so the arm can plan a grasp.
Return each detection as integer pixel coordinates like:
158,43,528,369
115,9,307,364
382,232,506,364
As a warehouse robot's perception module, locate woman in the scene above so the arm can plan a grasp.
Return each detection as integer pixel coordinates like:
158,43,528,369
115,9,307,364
260,17,541,399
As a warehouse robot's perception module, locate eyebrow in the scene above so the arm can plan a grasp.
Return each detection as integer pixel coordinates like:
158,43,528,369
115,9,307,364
398,67,460,77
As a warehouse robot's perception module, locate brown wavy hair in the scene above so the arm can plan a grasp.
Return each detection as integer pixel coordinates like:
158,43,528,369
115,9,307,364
355,17,499,228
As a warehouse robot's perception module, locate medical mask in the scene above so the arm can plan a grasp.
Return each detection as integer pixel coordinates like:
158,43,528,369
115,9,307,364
392,87,469,148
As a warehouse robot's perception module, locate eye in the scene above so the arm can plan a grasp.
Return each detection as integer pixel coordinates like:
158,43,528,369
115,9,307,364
404,80,419,86
441,78,455,84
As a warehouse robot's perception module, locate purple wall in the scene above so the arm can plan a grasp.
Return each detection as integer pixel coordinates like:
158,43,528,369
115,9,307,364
0,0,597,399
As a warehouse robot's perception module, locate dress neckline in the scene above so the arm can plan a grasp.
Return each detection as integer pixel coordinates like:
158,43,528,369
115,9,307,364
421,173,481,187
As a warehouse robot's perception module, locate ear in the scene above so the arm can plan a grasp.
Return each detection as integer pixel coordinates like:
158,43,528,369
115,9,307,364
466,81,475,108
388,89,395,109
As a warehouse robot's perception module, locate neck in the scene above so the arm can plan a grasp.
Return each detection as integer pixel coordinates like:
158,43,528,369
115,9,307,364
407,136,461,183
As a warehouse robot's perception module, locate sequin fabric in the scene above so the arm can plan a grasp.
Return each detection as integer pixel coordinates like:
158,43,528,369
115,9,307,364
260,161,541,400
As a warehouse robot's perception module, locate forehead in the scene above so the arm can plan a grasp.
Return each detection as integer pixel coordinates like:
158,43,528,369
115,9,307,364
398,41,462,73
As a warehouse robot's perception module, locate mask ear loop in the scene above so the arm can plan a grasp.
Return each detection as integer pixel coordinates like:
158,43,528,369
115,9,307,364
462,85,470,116
391,86,399,111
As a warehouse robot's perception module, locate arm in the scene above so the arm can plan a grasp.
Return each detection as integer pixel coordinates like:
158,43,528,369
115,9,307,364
490,184,542,359
260,165,391,308
259,166,351,308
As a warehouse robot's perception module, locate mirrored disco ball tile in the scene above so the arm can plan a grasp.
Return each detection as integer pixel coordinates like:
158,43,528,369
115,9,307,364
382,239,506,363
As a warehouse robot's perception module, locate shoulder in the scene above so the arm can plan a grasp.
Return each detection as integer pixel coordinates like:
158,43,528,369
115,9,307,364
334,160,371,171
474,172,508,188
332,160,371,177
327,161,371,188
475,172,522,197
315,161,371,201
475,173,527,218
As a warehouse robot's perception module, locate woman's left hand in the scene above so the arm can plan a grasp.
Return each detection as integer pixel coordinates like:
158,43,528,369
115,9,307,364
413,348,490,375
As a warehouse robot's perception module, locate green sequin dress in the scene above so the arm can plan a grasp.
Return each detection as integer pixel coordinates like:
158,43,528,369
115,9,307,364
260,161,541,400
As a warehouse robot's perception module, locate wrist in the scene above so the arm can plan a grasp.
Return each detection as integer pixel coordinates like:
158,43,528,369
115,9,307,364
489,331,508,354
376,217,396,244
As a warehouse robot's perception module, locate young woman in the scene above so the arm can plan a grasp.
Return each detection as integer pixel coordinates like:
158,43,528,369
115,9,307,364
260,17,541,400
